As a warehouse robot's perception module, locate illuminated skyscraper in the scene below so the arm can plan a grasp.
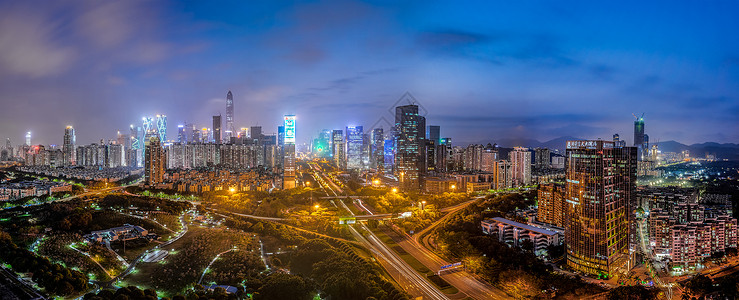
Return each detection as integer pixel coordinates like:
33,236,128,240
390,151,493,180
213,115,222,144
225,91,234,141
395,104,423,191
565,140,636,278
510,147,532,186
144,136,164,187
283,115,296,189
331,130,345,169
25,132,31,146
143,117,155,139
177,125,187,144
346,126,363,169
63,126,76,166
371,128,384,171
633,116,644,147
156,115,167,142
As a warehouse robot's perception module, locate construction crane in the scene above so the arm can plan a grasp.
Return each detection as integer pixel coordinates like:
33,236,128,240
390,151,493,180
632,113,644,120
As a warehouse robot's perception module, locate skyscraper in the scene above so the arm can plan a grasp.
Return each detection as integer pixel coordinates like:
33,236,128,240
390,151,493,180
177,125,187,144
283,115,296,189
156,114,167,142
225,91,234,141
565,140,636,278
395,104,423,191
371,128,384,171
25,132,31,146
144,136,165,187
633,115,644,147
250,126,262,144
213,115,222,144
427,125,440,144
346,126,363,169
332,130,345,169
63,126,76,166
143,117,155,139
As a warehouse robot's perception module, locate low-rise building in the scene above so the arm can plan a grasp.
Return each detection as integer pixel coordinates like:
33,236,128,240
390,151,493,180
86,224,151,243
482,217,562,257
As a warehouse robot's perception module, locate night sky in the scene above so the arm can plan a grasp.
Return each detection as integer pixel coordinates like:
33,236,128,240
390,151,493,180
1,1,738,146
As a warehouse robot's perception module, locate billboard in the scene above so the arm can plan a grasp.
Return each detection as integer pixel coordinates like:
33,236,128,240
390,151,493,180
284,115,296,145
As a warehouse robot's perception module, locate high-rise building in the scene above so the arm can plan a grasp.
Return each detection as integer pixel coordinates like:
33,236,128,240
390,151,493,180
395,105,423,191
346,126,363,169
565,140,636,278
427,125,440,144
370,128,385,172
509,147,532,186
332,130,345,169
177,125,188,144
538,183,565,227
534,148,550,169
480,144,498,172
156,115,167,142
144,136,165,187
250,126,262,144
225,91,234,141
143,117,155,139
633,116,644,147
62,126,76,166
25,132,31,146
213,115,222,144
283,115,296,189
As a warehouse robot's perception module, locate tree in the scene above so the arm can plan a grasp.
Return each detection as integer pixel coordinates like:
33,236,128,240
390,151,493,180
254,273,312,300
685,274,713,296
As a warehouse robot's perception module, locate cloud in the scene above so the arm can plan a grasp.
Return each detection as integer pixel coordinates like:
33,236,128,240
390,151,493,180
0,5,75,78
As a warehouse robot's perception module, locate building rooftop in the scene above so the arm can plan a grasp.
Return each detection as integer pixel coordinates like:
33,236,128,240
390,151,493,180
484,217,559,236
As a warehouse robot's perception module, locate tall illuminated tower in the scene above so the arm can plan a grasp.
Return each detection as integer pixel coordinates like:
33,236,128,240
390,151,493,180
225,91,234,141
346,126,363,169
565,140,636,278
25,132,31,146
156,115,167,142
395,104,423,191
283,115,296,189
144,136,164,187
63,126,76,166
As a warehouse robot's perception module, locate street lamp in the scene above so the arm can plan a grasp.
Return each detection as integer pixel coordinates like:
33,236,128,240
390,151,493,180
229,187,235,193
392,187,398,193
450,184,456,191
421,200,426,210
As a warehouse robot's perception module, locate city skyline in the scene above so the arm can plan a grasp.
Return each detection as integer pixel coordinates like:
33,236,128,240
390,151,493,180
1,1,738,146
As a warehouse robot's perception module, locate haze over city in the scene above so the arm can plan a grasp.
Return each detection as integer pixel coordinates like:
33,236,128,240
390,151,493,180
1,1,738,146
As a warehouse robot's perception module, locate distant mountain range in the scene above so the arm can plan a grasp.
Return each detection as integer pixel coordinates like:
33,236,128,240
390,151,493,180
467,136,739,160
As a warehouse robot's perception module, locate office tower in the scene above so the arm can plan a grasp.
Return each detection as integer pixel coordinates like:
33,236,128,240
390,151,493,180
25,132,31,146
130,125,143,167
225,91,234,141
143,117,155,139
177,125,187,144
509,147,532,186
427,125,440,144
332,130,345,169
534,148,550,169
424,139,436,173
371,128,384,171
313,130,331,158
250,126,262,144
633,116,644,146
383,139,394,170
144,136,165,187
62,126,76,166
213,115,222,144
613,133,620,143
565,140,636,277
464,144,484,171
395,105,423,191
346,126,363,169
538,183,565,227
283,115,296,189
278,126,285,148
361,132,371,168
155,115,167,142
331,130,342,157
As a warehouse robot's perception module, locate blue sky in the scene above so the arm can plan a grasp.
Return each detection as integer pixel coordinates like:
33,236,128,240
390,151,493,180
0,0,737,146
